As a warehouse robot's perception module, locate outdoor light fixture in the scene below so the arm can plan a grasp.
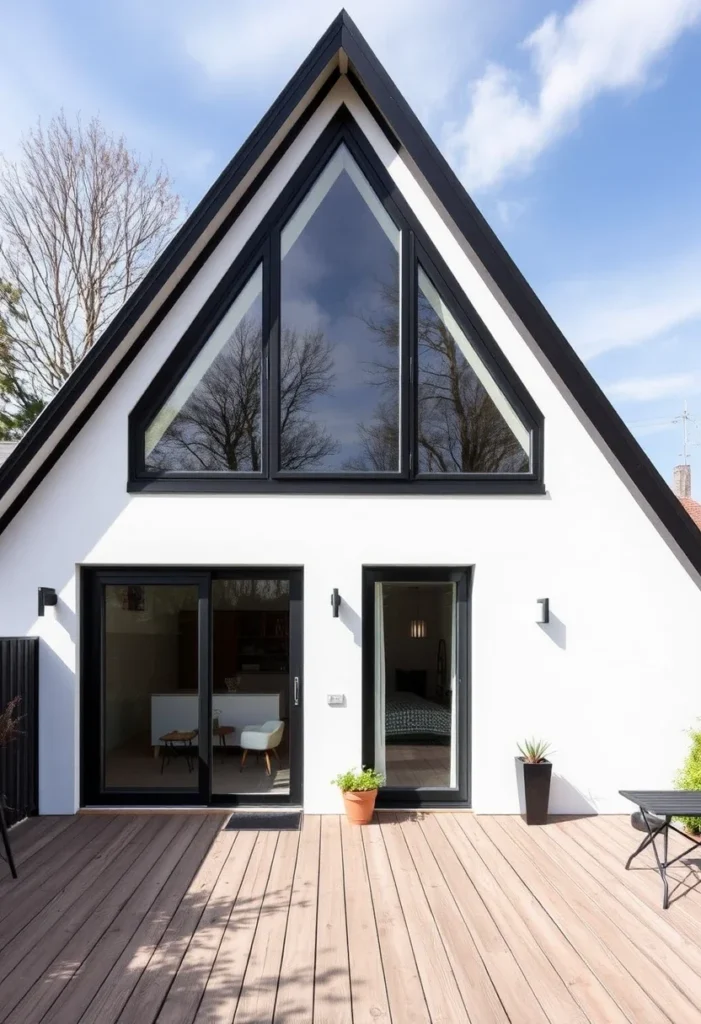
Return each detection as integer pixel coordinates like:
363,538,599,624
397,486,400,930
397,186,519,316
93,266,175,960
330,589,341,618
409,587,426,639
536,598,550,624
38,587,58,617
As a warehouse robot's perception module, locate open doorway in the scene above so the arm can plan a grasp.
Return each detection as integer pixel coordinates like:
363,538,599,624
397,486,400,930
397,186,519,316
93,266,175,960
363,567,470,807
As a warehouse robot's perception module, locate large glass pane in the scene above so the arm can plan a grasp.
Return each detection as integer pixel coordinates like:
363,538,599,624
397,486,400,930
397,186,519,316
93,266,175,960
104,584,199,790
211,578,290,796
280,144,401,472
417,267,531,473
376,582,457,788
145,266,263,472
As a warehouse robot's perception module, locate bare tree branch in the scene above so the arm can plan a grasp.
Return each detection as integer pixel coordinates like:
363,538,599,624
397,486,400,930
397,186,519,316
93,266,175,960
0,112,182,407
149,320,339,473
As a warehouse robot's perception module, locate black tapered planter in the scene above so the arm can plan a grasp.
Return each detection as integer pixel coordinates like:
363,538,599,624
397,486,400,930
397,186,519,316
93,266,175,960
515,756,552,825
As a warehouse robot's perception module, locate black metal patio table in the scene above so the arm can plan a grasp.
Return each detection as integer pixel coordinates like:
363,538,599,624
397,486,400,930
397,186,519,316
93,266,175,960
619,790,701,908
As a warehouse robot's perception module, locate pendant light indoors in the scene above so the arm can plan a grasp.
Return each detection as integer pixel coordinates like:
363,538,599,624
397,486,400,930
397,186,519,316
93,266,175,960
409,586,426,639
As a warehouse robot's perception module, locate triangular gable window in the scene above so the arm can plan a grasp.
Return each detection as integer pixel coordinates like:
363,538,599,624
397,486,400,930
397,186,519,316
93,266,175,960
130,110,542,493
417,266,530,474
279,145,400,473
145,266,263,472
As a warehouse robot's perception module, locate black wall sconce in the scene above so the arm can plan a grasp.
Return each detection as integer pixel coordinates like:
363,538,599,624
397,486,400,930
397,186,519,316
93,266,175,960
38,587,58,617
330,589,341,618
536,597,550,624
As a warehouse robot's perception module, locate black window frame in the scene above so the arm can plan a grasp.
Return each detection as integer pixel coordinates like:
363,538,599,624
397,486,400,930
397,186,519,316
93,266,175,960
129,106,544,495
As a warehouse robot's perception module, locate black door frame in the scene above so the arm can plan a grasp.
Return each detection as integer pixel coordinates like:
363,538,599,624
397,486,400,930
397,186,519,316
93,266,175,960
81,566,303,808
362,566,472,808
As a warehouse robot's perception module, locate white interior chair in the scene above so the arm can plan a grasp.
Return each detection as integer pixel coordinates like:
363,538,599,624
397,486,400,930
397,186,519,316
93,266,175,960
239,720,285,775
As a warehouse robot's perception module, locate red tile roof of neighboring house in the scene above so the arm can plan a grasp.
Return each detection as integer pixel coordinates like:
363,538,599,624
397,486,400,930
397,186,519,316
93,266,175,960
679,497,701,529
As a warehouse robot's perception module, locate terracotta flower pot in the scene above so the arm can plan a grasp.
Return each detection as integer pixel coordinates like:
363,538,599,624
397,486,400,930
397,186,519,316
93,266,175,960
342,788,378,825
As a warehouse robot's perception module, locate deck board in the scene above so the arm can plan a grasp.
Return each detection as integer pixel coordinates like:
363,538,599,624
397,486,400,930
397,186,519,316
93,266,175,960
234,829,300,1024
194,830,278,1023
379,814,469,1022
2,811,701,1023
8,815,192,1024
340,815,390,1024
273,814,320,1024
362,819,429,1024
314,814,352,1023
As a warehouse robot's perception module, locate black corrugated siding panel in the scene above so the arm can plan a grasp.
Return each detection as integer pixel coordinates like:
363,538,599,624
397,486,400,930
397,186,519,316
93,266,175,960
0,638,39,826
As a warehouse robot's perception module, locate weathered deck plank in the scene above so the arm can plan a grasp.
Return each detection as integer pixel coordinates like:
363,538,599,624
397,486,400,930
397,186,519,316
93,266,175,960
273,813,320,1024
340,814,390,1024
2,812,701,1023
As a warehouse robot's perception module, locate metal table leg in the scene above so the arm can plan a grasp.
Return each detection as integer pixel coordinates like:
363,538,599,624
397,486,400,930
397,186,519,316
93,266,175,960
640,811,670,909
627,808,701,908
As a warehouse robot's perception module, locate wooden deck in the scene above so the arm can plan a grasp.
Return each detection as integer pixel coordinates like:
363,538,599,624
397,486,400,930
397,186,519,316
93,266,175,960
3,813,701,1023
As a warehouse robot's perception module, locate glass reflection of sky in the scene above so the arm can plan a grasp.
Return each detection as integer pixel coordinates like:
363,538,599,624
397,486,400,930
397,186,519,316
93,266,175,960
281,168,400,471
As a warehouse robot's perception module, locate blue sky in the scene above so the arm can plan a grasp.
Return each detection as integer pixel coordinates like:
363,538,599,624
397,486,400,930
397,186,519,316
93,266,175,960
2,0,701,492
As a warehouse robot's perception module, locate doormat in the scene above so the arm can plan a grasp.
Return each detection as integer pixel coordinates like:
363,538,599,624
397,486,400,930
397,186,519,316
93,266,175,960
224,811,302,831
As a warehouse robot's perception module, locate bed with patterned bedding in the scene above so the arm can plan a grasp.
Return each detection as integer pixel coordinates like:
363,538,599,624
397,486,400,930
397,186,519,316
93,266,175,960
385,691,451,740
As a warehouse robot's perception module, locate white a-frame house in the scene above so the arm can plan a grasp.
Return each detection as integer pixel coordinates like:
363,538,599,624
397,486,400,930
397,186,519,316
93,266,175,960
1,11,700,816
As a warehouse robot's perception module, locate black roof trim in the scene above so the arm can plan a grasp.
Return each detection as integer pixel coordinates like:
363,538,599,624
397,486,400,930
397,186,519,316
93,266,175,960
1,9,700,578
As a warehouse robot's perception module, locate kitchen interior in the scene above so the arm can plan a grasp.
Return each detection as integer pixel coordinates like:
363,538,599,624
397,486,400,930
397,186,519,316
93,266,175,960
103,579,290,795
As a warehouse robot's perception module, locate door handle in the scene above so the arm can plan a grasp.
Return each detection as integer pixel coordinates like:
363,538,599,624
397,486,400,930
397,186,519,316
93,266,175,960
293,676,300,706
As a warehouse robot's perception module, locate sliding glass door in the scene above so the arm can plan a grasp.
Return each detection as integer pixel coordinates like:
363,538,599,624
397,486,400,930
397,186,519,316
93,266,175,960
82,568,303,807
210,572,302,802
363,567,470,806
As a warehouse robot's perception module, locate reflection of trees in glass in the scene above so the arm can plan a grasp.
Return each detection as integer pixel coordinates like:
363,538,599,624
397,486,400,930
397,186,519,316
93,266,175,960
148,316,339,472
348,278,529,473
105,585,197,627
279,328,339,470
149,316,262,472
342,276,400,472
417,288,528,473
213,578,289,608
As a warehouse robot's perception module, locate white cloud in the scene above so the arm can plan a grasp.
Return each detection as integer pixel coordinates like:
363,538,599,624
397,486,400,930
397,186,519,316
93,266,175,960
445,0,701,191
605,373,698,402
134,0,500,121
547,250,701,359
495,198,529,227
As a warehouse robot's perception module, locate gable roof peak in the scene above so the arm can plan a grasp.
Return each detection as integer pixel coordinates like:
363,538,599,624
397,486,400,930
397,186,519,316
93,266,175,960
1,11,700,583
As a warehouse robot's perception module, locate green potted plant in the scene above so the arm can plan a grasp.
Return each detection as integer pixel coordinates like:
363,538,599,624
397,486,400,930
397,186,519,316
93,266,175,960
332,767,384,825
515,738,552,825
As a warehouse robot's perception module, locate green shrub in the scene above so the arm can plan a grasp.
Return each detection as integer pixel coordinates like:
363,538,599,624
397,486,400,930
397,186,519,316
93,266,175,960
332,767,384,792
675,726,701,834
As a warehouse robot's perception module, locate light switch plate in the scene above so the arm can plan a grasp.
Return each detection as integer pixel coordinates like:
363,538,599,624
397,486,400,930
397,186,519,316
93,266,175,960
327,694,346,707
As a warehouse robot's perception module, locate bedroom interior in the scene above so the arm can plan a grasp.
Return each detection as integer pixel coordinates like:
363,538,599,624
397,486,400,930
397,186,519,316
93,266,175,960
380,582,456,788
102,579,290,795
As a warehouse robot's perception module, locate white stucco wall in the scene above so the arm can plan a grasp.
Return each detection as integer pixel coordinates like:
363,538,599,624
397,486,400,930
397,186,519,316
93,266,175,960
1,79,700,816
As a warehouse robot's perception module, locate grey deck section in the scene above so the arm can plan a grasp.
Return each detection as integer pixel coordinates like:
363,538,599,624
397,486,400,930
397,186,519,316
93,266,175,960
3,812,701,1021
